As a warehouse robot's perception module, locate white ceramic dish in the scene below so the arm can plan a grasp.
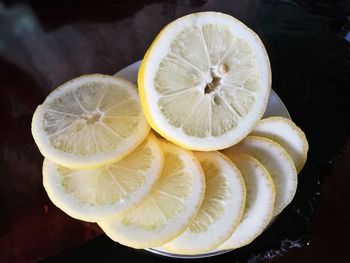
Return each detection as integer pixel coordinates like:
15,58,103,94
115,61,291,259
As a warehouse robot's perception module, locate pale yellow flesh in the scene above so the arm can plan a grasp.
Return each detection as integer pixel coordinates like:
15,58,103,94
161,151,246,254
251,116,308,172
58,140,152,206
32,74,150,168
121,151,192,230
98,140,205,248
44,80,141,156
42,134,163,222
188,157,232,233
155,25,259,138
222,136,297,216
218,153,275,249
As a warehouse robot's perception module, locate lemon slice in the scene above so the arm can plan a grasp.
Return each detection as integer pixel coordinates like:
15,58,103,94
217,153,275,249
32,74,150,168
222,136,297,216
42,134,163,222
98,140,205,248
138,12,271,151
251,116,309,172
161,151,246,254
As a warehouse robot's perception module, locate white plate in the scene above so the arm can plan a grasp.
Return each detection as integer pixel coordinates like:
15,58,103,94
115,61,291,259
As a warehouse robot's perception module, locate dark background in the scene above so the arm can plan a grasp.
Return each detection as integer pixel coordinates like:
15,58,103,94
0,0,349,262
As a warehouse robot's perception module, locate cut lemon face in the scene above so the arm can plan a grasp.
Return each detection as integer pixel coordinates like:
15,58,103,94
251,116,308,173
161,151,246,254
222,136,297,216
217,153,275,249
98,140,205,248
43,134,163,222
138,12,271,150
32,74,150,168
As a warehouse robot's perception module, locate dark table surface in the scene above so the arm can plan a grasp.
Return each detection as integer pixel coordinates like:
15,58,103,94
1,0,350,262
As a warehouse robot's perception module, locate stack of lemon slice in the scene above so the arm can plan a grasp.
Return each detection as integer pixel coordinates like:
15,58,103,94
31,12,309,256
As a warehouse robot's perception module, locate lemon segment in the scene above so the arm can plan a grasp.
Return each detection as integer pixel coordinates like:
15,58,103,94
138,12,271,150
32,74,150,168
217,153,275,249
99,140,205,248
251,116,309,172
161,151,246,254
43,134,163,222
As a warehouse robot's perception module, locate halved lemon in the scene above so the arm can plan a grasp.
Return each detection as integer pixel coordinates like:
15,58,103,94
138,12,271,151
222,136,297,216
98,140,205,248
217,153,275,249
32,74,150,168
42,134,163,222
251,116,308,172
161,151,246,254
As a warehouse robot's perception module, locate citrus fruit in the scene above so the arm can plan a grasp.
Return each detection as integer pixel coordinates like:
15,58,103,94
98,140,205,248
251,116,308,172
217,153,275,249
222,135,297,216
138,12,271,150
42,133,163,222
32,74,150,168
161,151,246,254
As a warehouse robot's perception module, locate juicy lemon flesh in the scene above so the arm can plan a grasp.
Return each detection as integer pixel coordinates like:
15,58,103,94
57,140,153,206
188,160,231,233
251,117,308,172
223,136,297,216
44,81,141,156
159,151,246,255
217,153,275,250
155,25,259,138
121,152,191,230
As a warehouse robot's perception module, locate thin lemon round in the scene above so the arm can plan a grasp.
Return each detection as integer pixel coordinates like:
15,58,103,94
99,140,205,248
251,116,309,173
222,136,297,216
43,133,163,222
138,12,271,151
32,74,150,168
161,151,246,254
217,153,275,249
